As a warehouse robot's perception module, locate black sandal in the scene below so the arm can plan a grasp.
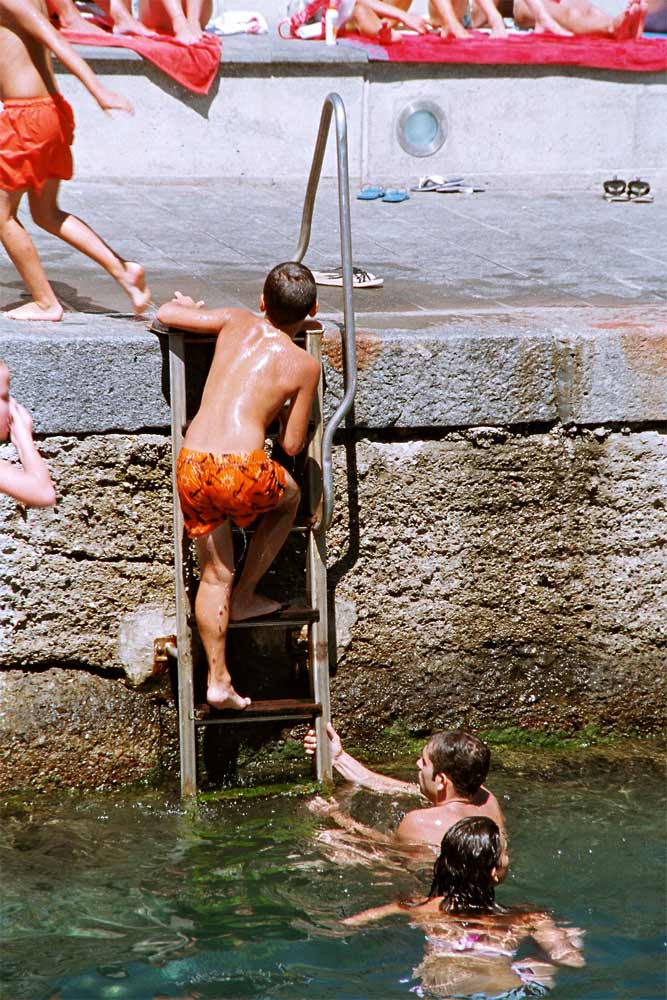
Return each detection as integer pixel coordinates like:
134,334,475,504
603,177,626,198
627,178,652,200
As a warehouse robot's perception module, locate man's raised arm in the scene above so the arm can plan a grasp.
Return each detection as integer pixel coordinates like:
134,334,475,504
304,723,420,796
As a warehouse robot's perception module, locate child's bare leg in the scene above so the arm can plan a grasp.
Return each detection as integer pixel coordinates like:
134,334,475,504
514,0,611,30
0,188,63,321
96,0,158,35
230,474,300,622
429,0,471,37
515,0,573,33
28,179,151,316
139,0,210,42
474,0,508,33
46,0,108,34
195,522,251,710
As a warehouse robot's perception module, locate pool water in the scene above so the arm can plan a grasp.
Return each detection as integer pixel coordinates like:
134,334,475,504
1,743,665,1000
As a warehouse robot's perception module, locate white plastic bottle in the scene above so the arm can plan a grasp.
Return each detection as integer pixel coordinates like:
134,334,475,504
324,2,338,44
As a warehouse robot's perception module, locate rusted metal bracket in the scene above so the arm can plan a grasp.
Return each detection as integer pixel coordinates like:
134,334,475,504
153,635,177,677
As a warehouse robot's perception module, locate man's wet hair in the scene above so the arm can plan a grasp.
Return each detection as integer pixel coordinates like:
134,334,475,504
263,262,317,326
427,731,491,796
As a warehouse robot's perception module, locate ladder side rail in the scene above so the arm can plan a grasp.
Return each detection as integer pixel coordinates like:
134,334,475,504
320,93,357,532
293,92,358,532
168,334,198,799
294,98,335,264
306,330,332,782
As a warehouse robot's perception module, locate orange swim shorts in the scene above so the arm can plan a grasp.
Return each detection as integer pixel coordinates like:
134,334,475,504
176,448,288,537
0,94,74,194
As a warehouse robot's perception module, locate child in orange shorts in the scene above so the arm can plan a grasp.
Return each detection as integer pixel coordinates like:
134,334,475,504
0,0,151,321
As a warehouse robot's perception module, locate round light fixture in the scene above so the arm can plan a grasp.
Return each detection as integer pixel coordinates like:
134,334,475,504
397,100,447,158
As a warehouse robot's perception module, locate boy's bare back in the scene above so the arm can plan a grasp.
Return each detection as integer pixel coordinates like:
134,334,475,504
0,0,56,99
182,307,320,456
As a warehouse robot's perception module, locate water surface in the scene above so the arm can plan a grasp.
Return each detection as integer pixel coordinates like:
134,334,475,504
1,743,664,1000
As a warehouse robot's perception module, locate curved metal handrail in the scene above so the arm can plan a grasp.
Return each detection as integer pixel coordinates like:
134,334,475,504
294,93,357,532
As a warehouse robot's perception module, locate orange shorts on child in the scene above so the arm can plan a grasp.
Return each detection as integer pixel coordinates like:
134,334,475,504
176,448,288,537
0,94,74,194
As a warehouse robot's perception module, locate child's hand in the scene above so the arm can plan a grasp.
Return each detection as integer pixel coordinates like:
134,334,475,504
172,291,205,309
8,399,34,445
97,87,133,115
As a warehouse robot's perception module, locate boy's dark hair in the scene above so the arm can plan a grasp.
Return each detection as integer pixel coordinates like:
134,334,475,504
427,731,490,797
263,262,317,327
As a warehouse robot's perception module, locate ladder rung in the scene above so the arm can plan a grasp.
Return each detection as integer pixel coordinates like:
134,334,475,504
188,606,319,631
192,699,322,725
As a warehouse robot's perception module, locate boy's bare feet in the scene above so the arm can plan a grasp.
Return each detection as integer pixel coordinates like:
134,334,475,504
230,592,282,621
119,261,152,315
207,680,251,710
6,300,63,321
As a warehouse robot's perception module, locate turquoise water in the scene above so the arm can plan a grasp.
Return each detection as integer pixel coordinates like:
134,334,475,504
1,745,665,1000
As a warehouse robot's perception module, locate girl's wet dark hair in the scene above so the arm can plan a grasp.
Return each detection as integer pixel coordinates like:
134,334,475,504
403,816,504,916
263,261,317,326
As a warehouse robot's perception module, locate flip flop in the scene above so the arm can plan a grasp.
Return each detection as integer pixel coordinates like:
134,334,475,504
436,185,485,194
410,175,463,192
311,266,383,288
603,177,627,200
357,185,386,200
382,189,409,203
627,178,653,202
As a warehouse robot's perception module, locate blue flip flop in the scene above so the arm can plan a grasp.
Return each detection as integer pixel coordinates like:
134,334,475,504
357,185,386,200
382,189,409,203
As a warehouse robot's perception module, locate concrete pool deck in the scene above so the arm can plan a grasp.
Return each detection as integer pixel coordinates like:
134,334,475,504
2,176,666,430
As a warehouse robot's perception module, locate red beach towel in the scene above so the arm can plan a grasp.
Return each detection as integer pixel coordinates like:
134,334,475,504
339,31,667,73
62,30,221,94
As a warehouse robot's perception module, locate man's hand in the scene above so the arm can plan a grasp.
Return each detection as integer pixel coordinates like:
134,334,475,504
171,291,205,309
96,86,133,115
8,399,34,447
304,722,343,761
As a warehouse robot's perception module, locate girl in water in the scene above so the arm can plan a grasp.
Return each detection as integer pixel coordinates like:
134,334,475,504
343,816,584,999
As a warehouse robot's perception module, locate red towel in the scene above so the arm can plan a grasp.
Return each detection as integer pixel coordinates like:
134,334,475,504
62,30,221,94
340,31,667,73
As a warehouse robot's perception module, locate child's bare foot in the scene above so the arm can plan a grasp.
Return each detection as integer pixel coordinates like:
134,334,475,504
230,593,282,621
5,300,63,322
610,0,645,38
119,262,152,315
533,9,573,34
207,681,251,710
440,20,470,37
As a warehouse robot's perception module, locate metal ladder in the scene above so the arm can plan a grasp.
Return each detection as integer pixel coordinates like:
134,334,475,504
163,93,357,799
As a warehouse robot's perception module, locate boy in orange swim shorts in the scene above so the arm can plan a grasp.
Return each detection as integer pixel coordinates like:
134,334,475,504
0,0,151,321
157,263,321,712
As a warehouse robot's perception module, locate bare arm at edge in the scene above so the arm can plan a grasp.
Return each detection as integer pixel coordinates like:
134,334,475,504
0,0,132,112
277,356,320,456
155,298,240,336
305,724,421,796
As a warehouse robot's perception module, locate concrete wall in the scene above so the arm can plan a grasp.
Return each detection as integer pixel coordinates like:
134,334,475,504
55,44,667,180
1,311,665,789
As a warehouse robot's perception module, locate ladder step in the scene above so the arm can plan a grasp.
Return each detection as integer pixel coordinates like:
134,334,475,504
193,699,322,725
188,606,319,631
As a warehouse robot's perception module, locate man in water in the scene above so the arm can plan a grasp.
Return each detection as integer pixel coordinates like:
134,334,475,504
305,723,508,872
156,263,321,711
0,362,56,506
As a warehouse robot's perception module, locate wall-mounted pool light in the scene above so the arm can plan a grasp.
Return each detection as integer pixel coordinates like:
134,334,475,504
396,100,447,157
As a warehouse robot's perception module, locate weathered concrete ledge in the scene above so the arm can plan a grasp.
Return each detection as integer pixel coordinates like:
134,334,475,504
54,34,667,178
2,306,666,434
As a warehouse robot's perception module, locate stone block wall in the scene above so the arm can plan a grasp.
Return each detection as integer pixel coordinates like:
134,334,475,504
1,314,665,789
